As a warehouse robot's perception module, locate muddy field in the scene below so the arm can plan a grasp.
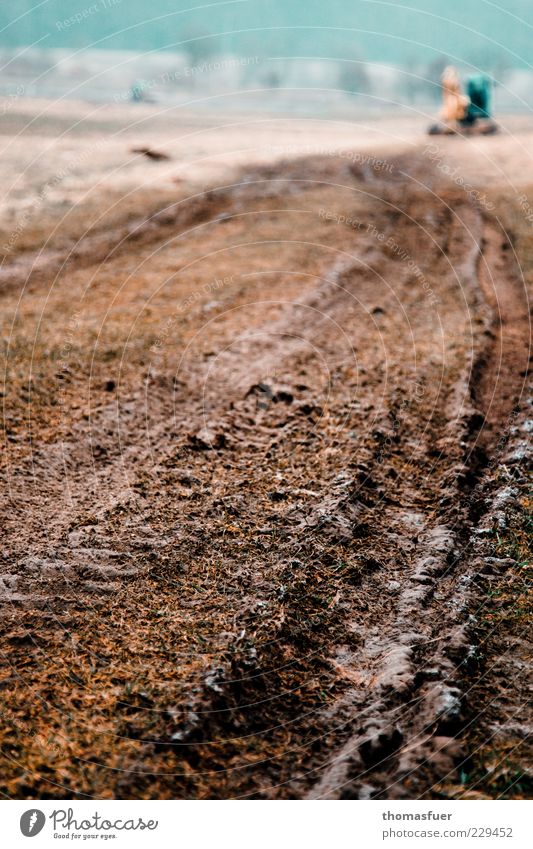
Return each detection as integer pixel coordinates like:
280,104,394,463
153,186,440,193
0,105,531,799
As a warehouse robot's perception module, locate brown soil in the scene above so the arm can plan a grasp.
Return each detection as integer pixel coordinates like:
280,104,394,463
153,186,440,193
0,145,530,799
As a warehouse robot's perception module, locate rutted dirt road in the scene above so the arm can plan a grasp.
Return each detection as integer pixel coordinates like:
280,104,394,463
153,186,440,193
0,129,530,798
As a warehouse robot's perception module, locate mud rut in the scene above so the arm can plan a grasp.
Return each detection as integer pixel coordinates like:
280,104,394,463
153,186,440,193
0,153,530,799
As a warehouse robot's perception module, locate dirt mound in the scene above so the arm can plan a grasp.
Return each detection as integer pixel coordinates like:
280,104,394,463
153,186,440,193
0,150,530,799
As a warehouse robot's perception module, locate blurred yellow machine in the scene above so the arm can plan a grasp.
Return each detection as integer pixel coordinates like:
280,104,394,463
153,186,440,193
428,66,498,135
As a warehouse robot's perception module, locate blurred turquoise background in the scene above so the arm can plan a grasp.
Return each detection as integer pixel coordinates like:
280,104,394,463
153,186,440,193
1,1,531,67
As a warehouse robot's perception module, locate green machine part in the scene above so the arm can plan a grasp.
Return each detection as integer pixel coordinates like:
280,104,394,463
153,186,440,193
465,75,492,121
